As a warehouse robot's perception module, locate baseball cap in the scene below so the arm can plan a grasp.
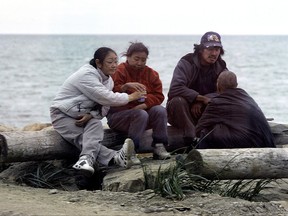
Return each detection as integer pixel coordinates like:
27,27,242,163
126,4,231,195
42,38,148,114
200,31,222,48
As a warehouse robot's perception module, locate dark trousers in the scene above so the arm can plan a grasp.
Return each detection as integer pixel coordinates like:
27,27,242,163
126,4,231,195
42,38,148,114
107,105,168,151
167,96,198,144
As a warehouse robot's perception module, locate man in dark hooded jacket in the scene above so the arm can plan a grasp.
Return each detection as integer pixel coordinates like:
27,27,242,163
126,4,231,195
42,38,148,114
167,31,227,147
195,71,275,148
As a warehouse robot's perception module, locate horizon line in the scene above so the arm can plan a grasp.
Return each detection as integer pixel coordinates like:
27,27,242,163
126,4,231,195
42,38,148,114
1,33,288,36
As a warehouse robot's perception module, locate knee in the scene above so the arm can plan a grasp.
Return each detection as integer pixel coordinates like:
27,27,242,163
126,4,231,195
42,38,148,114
170,96,188,106
150,105,167,118
172,97,188,105
85,118,103,130
133,109,149,122
167,96,189,112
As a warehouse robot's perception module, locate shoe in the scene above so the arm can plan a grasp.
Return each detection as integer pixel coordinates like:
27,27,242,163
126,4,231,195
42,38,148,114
73,155,95,176
114,138,135,168
153,143,171,160
131,153,141,165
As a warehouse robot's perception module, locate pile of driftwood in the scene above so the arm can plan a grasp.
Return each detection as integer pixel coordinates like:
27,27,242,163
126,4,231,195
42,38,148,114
0,122,288,180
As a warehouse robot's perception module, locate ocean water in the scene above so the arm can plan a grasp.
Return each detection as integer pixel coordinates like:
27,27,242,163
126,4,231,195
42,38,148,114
0,34,287,128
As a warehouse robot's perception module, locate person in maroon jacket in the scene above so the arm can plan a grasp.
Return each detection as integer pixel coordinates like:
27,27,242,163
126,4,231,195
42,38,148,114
107,42,170,163
195,71,275,148
167,31,228,148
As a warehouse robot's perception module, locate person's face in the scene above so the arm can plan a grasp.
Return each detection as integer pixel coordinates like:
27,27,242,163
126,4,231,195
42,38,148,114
200,46,221,66
97,51,118,76
127,51,148,70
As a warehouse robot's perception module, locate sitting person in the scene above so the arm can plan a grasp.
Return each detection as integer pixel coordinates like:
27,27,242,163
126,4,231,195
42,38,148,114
195,70,275,148
50,47,145,176
107,42,171,161
166,31,228,148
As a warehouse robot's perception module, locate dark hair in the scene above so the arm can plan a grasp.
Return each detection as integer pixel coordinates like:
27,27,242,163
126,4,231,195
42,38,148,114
122,42,149,57
193,44,225,56
89,47,117,68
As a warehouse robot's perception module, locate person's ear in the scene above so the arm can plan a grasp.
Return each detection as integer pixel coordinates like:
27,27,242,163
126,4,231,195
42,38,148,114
217,82,223,93
217,85,221,93
95,59,102,69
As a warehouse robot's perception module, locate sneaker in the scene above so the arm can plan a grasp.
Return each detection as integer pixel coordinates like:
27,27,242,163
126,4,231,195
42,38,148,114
114,138,135,168
153,143,171,160
72,155,95,176
131,153,141,165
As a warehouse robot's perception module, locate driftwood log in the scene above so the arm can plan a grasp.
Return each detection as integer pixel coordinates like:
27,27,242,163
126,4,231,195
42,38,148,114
185,148,288,179
0,127,186,163
0,122,287,164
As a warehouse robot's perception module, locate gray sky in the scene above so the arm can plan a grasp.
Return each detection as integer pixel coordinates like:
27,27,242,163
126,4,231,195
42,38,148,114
0,0,286,35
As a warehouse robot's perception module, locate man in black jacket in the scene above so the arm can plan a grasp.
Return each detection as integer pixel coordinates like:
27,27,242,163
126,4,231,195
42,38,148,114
167,31,227,147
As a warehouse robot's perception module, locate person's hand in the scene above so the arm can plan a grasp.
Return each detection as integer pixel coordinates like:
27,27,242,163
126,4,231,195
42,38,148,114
191,102,203,119
122,82,146,92
75,113,93,127
196,95,211,105
128,91,146,102
202,96,211,105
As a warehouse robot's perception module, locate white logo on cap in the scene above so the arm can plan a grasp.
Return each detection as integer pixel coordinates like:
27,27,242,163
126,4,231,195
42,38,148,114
207,34,220,42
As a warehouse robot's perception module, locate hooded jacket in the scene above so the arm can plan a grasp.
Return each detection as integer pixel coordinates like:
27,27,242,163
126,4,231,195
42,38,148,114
167,53,227,103
50,64,129,119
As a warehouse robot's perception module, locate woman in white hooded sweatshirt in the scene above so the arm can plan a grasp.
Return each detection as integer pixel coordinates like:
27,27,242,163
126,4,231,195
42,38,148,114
50,47,144,176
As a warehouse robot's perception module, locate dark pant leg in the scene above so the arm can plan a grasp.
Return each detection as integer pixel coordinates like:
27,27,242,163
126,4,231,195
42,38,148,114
166,96,196,139
147,105,169,146
107,109,148,150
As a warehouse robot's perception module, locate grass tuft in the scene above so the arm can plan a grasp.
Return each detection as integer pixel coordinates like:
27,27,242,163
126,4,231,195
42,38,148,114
219,179,273,201
143,155,276,201
16,161,75,190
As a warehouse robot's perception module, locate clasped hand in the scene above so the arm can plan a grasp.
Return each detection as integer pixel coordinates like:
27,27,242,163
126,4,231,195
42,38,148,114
123,82,146,92
126,82,147,102
75,113,93,127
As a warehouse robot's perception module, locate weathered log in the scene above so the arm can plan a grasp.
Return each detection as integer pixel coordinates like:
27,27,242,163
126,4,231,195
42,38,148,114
0,122,287,163
0,127,186,163
0,130,79,163
268,122,288,147
103,147,288,192
184,148,288,179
